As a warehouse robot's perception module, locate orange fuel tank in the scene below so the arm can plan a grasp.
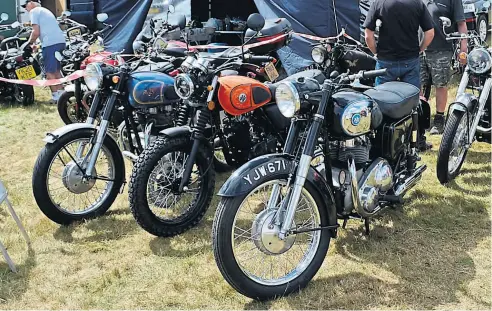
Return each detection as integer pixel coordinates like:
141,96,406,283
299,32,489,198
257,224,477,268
217,76,272,116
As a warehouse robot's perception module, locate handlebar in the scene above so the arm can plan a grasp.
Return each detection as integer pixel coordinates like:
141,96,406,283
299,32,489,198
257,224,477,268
245,55,275,63
348,68,387,81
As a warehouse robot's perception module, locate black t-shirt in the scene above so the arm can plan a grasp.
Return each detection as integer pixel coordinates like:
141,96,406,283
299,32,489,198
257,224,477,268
363,0,434,60
424,0,465,51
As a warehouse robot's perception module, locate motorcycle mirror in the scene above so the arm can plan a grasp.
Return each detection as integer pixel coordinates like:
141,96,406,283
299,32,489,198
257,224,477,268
0,13,9,22
439,16,452,28
246,13,265,32
54,51,63,62
97,13,108,23
62,11,72,17
177,14,187,30
11,21,20,29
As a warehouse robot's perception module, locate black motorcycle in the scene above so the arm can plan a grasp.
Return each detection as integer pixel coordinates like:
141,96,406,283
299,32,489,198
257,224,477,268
211,67,432,300
128,13,294,237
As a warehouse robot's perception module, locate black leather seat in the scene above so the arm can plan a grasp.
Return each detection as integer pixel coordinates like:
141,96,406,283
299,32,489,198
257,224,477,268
364,82,420,119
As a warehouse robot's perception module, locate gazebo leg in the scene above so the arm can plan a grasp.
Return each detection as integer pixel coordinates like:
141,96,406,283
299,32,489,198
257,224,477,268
0,240,16,273
5,199,30,246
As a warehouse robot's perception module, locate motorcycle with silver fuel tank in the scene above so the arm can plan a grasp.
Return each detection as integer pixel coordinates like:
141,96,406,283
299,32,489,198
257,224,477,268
436,17,492,184
212,67,431,300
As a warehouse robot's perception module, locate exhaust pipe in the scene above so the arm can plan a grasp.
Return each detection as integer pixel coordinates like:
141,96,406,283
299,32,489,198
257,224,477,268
348,159,379,218
394,164,427,197
476,126,492,134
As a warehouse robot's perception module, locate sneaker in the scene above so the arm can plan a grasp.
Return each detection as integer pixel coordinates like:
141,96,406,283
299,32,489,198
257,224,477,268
430,115,445,135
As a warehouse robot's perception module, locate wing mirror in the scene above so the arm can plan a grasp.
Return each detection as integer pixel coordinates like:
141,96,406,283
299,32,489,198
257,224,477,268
0,13,9,23
177,14,187,30
97,13,108,23
54,51,64,62
11,21,20,29
62,11,72,17
440,16,452,28
247,13,265,32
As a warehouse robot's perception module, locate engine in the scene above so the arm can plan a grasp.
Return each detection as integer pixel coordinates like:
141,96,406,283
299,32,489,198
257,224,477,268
222,115,279,166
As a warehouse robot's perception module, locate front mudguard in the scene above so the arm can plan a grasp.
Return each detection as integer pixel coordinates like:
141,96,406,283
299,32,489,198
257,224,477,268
448,93,479,115
159,125,192,138
43,123,124,175
64,83,88,93
218,153,338,231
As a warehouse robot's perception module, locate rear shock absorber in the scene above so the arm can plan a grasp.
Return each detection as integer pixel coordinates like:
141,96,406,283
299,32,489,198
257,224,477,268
175,104,189,127
178,108,210,192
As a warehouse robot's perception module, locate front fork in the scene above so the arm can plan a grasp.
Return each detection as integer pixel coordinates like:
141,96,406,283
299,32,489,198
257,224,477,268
84,75,125,176
467,77,492,144
277,80,332,239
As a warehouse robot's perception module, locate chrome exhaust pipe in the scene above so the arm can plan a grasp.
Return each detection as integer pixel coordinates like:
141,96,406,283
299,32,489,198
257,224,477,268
394,164,427,197
122,151,138,162
476,126,492,134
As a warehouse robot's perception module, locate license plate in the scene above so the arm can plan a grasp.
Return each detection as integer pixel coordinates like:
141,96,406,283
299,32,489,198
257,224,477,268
264,62,279,82
15,65,36,80
149,7,160,14
68,28,82,38
463,4,475,13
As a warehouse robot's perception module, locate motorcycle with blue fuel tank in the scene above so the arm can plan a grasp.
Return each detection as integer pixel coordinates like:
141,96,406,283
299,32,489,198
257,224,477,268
31,51,183,224
211,66,432,300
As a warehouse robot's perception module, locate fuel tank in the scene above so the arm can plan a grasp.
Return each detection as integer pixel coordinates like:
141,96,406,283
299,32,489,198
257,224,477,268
217,75,272,116
127,72,180,108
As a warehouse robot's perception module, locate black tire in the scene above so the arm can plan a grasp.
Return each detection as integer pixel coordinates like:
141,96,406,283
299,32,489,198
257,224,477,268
129,135,215,237
212,176,331,300
437,110,469,184
57,91,87,125
32,128,125,225
14,85,34,106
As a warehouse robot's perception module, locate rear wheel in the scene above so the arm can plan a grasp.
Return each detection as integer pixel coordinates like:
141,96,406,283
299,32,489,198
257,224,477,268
212,178,331,300
437,110,469,184
129,136,215,237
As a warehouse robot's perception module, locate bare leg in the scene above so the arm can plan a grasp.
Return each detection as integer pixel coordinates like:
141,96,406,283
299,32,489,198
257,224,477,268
436,87,448,113
47,71,63,94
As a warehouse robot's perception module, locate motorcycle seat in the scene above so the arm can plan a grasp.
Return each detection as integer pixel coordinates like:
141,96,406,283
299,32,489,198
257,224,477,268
136,61,174,74
364,82,420,119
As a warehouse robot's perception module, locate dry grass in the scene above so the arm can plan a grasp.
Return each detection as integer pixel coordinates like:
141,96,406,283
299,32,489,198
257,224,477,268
0,83,490,309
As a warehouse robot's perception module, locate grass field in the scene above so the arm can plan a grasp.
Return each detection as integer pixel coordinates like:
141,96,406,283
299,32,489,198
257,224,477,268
0,85,490,309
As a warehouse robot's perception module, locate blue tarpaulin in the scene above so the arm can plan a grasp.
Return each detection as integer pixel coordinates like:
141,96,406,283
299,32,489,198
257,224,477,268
254,0,361,74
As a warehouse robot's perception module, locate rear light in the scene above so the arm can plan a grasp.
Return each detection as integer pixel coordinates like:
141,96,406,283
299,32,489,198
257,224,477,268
15,55,23,62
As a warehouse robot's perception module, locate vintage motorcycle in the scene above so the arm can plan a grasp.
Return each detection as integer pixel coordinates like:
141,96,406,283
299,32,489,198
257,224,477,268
0,14,40,106
128,13,294,237
212,64,432,299
436,17,492,184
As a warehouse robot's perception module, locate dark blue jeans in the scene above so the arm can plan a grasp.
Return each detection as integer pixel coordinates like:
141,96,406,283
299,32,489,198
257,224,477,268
375,57,421,89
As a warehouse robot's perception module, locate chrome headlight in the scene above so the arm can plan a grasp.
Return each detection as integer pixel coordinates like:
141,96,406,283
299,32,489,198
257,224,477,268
311,46,327,64
468,48,492,74
174,73,194,99
275,81,300,118
84,63,103,91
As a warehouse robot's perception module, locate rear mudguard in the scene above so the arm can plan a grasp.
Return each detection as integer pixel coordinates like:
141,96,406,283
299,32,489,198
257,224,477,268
218,153,338,230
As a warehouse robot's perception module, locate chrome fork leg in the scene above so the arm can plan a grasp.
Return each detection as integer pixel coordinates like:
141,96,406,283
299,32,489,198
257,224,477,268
85,120,110,176
278,154,312,239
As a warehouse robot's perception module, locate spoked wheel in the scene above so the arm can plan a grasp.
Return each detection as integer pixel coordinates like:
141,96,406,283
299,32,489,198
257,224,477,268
478,15,488,44
32,129,125,224
212,178,331,300
13,84,34,106
129,136,215,237
437,110,469,184
57,91,88,124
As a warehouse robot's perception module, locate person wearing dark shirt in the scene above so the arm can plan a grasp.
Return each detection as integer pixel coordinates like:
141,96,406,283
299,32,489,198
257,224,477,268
363,0,435,88
421,0,467,135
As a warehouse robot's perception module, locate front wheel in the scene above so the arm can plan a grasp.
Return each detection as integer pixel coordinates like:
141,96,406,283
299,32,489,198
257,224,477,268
128,135,215,237
212,178,331,300
57,91,88,124
32,128,125,224
437,110,469,184
477,14,488,44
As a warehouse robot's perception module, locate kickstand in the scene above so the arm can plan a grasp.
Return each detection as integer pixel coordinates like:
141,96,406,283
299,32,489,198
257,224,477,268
342,218,348,229
364,218,370,235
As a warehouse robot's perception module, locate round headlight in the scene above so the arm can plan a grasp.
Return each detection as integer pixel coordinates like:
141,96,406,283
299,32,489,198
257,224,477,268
174,73,194,99
84,63,103,91
311,46,326,64
467,48,492,74
275,81,300,118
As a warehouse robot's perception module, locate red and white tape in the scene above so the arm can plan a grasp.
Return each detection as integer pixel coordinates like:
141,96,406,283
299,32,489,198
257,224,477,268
0,70,85,86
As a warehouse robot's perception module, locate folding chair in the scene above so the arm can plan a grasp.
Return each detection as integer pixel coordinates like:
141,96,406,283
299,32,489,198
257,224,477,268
0,180,30,273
